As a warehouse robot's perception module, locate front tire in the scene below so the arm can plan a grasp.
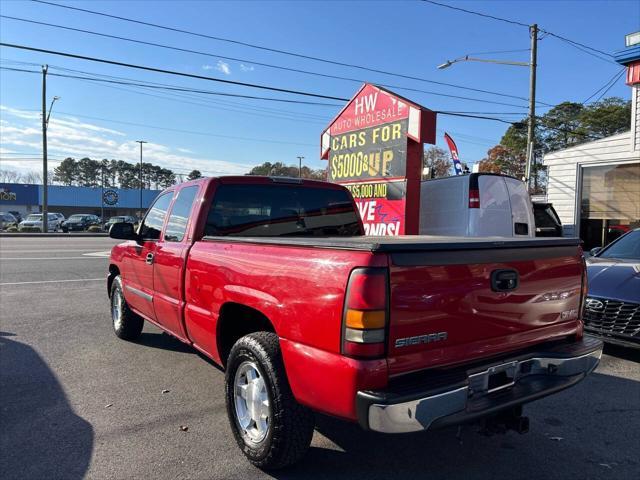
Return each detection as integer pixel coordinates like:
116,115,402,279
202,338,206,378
110,276,144,341
225,332,314,470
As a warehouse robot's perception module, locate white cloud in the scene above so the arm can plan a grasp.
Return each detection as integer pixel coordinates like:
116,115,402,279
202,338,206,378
240,64,255,72
202,61,231,75
215,60,231,75
0,104,252,176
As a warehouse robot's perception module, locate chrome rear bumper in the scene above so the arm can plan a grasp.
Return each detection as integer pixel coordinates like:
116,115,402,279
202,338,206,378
357,337,603,433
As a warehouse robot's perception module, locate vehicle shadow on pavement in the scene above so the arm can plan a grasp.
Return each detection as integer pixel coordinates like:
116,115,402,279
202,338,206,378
137,331,196,354
603,343,640,363
0,332,93,480
135,331,225,371
272,371,640,480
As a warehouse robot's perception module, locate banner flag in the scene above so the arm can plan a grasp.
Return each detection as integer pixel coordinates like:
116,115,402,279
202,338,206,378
444,132,463,176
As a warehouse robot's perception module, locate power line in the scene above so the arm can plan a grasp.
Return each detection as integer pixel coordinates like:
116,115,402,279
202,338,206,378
592,70,626,104
421,0,617,65
41,63,333,119
0,64,343,107
0,42,350,102
421,0,530,27
0,66,333,125
0,16,542,108
2,105,318,146
582,69,626,104
28,0,549,104
2,63,603,141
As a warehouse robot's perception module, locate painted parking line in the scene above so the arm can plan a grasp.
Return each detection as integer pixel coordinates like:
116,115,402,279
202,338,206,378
0,278,103,286
0,256,106,260
82,251,112,257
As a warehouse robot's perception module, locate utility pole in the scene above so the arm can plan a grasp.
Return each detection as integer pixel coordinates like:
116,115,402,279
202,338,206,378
525,24,538,189
297,156,305,178
101,166,105,226
136,140,147,218
41,65,48,232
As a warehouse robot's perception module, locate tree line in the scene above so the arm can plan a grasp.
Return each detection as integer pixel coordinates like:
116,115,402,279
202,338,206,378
0,157,204,189
478,97,631,192
247,162,327,180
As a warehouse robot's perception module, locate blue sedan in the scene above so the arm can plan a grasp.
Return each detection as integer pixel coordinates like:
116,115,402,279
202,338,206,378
585,229,640,349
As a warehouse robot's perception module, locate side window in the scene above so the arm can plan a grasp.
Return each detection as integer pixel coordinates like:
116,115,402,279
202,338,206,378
139,192,173,240
164,186,199,242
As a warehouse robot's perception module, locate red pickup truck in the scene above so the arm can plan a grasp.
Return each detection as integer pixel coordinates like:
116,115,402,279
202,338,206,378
107,175,602,469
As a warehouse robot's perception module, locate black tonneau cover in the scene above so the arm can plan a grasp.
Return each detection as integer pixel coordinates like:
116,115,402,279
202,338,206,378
201,235,581,253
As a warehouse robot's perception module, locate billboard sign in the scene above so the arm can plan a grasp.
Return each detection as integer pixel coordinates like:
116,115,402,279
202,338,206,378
0,183,39,205
321,84,436,235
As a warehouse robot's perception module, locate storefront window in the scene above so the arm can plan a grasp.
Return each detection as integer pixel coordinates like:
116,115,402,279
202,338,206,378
579,162,640,249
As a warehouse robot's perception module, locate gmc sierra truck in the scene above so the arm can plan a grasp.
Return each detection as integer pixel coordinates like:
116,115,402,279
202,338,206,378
107,176,602,470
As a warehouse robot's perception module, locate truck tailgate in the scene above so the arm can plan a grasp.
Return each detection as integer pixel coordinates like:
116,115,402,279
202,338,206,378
387,243,584,375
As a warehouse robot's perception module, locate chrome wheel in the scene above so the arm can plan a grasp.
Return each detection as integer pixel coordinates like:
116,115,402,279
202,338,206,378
233,361,270,444
112,290,123,330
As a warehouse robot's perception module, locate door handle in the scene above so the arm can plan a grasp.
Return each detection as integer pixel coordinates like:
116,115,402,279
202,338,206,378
145,253,154,265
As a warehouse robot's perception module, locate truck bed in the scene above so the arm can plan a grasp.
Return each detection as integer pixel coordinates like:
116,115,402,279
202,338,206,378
201,235,581,252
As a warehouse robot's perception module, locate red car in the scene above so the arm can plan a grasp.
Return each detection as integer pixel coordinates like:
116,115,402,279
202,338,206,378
107,176,602,469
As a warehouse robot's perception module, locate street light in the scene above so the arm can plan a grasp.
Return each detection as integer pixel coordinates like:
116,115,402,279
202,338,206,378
136,140,147,218
437,56,529,69
437,24,538,189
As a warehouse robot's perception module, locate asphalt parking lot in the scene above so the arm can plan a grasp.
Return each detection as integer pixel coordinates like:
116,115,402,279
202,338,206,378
1,236,639,480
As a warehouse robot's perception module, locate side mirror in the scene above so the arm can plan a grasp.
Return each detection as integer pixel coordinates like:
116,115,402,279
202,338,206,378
109,221,138,241
589,247,602,257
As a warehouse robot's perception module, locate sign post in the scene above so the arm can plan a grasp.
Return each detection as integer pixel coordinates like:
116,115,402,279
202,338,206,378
321,84,436,235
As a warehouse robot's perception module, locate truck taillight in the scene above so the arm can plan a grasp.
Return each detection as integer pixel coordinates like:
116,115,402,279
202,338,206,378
469,189,480,208
342,268,388,358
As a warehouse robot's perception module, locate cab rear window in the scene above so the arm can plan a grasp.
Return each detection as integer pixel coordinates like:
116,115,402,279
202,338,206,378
204,183,361,237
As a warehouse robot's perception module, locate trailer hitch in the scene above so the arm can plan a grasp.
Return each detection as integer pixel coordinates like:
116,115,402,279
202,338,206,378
478,406,530,436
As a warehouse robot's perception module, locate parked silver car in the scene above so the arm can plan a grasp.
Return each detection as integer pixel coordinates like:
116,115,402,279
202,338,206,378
18,213,61,232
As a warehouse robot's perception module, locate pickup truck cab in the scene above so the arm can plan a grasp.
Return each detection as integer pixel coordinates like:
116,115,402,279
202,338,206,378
108,176,602,470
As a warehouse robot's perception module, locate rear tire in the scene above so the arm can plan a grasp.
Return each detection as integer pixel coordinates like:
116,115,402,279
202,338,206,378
225,332,314,470
110,276,144,341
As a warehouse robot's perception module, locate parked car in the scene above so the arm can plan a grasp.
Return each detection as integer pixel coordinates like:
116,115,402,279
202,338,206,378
0,212,18,231
533,202,563,237
18,213,60,232
584,228,640,349
62,214,100,232
419,173,535,237
49,212,65,231
104,215,137,231
8,210,22,223
107,176,601,469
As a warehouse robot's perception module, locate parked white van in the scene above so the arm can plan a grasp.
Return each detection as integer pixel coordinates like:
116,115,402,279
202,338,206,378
419,173,535,237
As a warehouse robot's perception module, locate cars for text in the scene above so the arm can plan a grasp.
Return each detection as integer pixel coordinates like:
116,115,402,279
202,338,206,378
107,176,602,470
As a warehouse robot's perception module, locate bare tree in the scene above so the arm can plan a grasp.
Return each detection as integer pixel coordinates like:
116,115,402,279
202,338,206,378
0,169,22,183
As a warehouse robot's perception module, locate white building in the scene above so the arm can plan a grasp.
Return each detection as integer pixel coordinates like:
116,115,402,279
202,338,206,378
543,33,640,249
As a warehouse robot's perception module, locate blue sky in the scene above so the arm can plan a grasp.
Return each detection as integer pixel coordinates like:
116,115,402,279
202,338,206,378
1,0,638,178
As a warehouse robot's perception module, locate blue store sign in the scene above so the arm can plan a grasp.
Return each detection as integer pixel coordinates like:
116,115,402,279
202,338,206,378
0,183,39,205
